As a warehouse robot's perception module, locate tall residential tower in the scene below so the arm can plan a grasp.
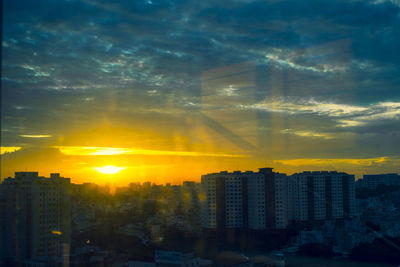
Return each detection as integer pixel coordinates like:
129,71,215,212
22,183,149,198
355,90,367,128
201,168,356,231
0,172,71,266
289,171,356,222
201,168,289,231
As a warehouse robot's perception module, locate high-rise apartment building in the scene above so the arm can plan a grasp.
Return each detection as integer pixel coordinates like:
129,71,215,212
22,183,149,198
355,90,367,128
356,173,400,189
202,168,356,231
201,168,289,231
288,171,356,222
0,172,70,266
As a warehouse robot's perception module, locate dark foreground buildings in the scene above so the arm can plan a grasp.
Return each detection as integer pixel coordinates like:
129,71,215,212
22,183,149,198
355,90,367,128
0,172,71,266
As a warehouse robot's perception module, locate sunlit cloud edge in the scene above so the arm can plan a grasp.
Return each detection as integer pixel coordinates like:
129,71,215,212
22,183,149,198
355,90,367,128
20,134,52,138
240,98,400,127
273,157,389,167
0,146,22,155
53,146,247,158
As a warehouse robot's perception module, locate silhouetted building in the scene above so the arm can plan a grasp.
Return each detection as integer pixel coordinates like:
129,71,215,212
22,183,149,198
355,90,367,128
182,181,196,189
356,173,400,189
0,172,70,266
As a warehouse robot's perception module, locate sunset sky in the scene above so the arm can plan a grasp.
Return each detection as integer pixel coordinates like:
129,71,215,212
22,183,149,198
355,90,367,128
2,0,400,185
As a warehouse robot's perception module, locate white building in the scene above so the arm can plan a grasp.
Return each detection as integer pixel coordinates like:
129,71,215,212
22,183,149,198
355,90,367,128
201,168,289,230
202,168,357,231
289,171,356,222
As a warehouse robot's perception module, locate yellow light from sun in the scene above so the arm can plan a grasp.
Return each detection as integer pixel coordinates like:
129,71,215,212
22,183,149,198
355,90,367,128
94,165,126,174
1,146,22,155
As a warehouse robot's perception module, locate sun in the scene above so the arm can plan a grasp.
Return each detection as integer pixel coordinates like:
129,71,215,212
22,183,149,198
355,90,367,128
94,165,126,175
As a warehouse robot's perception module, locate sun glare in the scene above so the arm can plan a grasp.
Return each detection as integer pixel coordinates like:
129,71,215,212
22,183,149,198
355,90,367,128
94,165,126,175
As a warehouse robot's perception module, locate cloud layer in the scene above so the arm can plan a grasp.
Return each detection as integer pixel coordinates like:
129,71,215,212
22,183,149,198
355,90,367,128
2,0,400,181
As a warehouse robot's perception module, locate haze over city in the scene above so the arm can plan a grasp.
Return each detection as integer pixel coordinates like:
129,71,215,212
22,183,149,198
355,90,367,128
3,1,400,266
2,0,400,185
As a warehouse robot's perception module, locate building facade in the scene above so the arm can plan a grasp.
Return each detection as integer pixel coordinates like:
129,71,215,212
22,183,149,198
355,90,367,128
0,172,71,266
357,173,400,189
289,171,356,222
201,168,289,231
202,168,357,231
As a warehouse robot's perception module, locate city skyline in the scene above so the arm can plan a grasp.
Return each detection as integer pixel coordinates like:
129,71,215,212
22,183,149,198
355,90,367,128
2,169,399,265
2,0,400,185
1,167,399,187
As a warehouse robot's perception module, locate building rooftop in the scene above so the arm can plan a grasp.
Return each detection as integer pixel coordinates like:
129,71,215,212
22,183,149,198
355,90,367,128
293,171,349,175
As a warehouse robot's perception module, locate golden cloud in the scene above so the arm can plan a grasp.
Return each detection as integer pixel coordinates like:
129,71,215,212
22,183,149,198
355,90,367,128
273,157,387,167
0,146,22,155
53,146,246,158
